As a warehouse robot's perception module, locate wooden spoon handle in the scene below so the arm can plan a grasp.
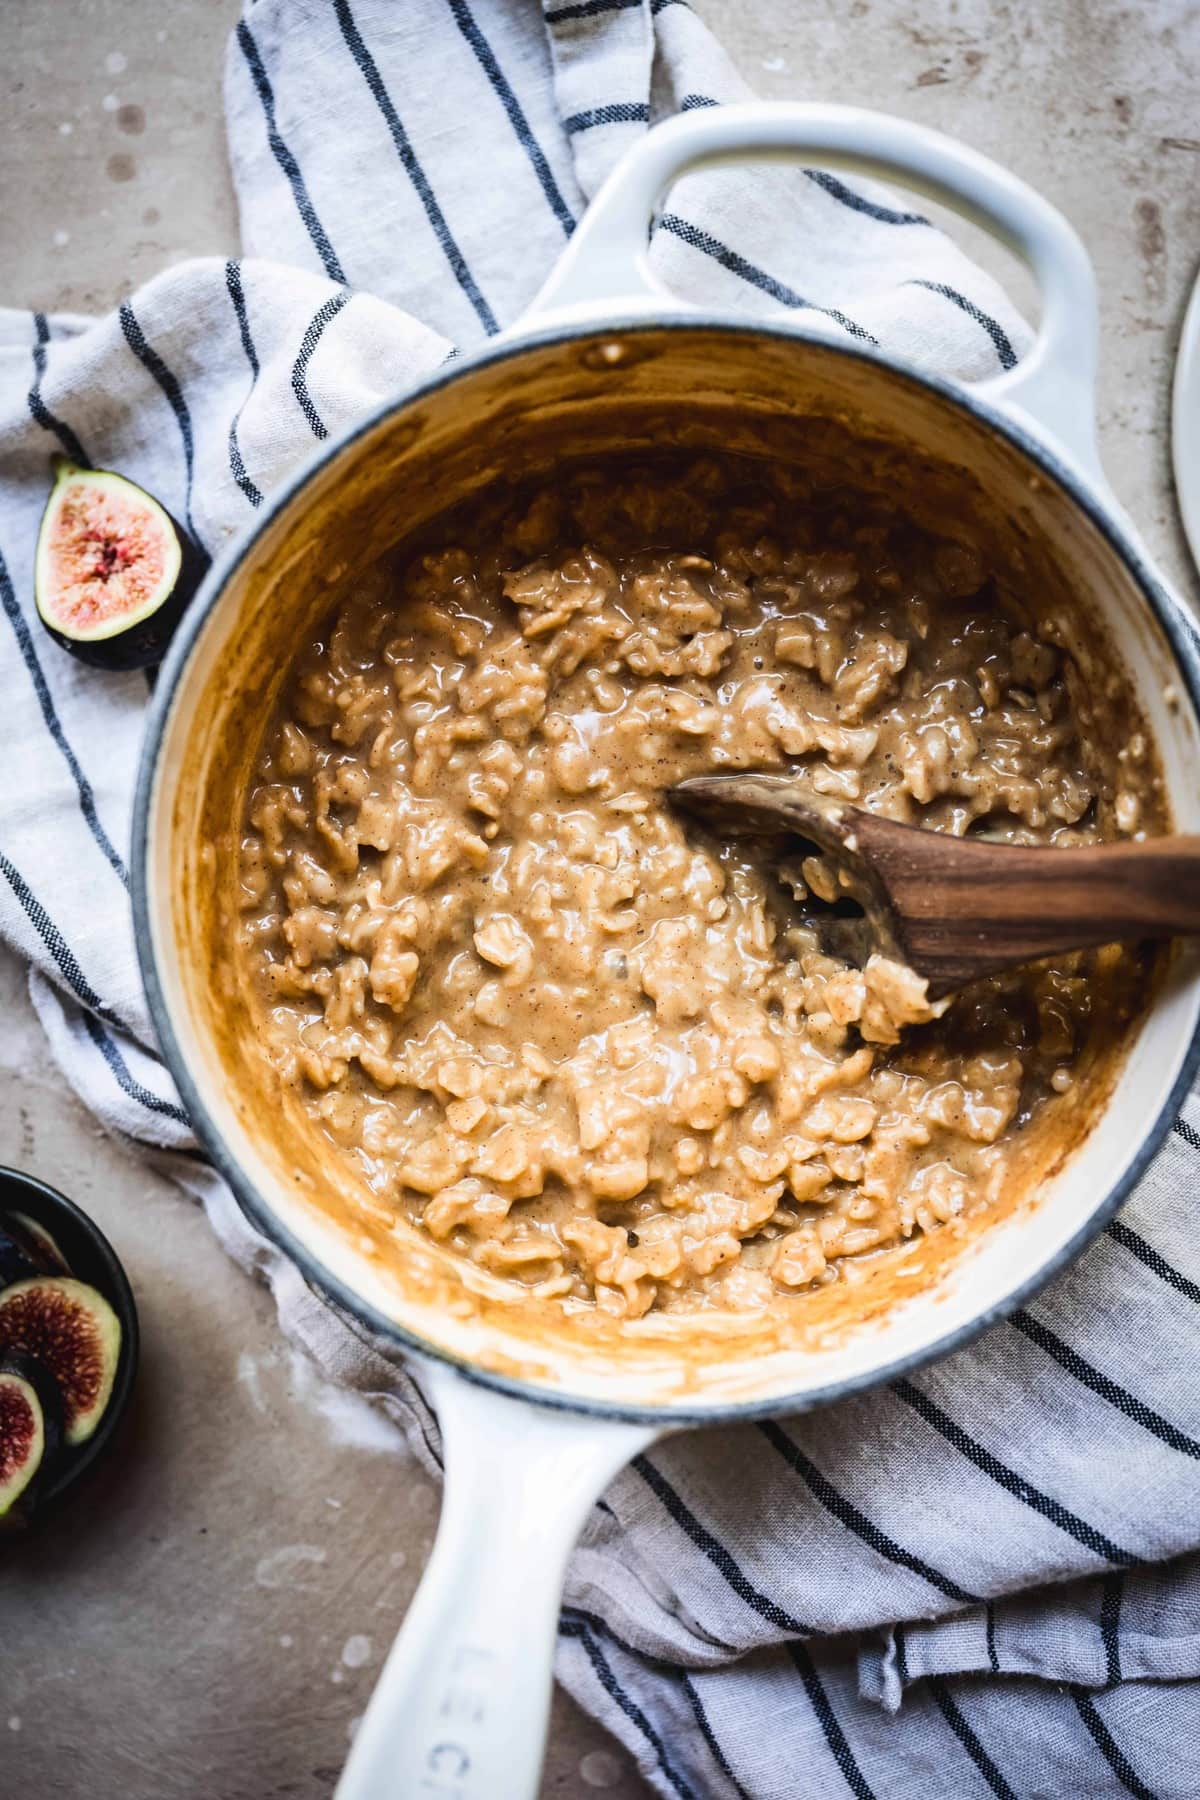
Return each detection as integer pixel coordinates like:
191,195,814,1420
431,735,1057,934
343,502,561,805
860,822,1200,993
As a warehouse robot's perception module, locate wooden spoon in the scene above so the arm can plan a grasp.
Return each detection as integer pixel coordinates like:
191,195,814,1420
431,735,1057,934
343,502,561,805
671,772,1200,999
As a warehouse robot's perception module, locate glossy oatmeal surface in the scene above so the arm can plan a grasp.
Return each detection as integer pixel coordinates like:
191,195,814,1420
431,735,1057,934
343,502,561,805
234,456,1160,1320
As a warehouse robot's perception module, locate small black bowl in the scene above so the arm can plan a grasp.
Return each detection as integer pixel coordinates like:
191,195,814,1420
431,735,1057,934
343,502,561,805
0,1166,139,1504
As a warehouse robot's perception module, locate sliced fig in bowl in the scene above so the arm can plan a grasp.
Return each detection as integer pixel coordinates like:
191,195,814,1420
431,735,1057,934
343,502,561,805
0,1278,121,1447
35,459,204,670
0,1223,45,1290
0,1355,62,1521
3,1211,71,1277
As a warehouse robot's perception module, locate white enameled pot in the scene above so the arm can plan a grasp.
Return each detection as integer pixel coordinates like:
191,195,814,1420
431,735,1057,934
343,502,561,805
134,106,1200,1800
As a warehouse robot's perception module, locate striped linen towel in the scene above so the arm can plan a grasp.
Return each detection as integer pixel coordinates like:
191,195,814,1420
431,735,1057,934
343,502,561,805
2,2,1199,1794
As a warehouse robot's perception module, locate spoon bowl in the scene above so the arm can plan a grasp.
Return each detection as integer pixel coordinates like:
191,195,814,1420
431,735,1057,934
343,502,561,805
672,771,1200,997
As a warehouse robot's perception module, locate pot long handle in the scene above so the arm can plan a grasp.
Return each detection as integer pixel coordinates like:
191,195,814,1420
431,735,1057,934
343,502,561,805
334,1365,657,1800
526,101,1101,483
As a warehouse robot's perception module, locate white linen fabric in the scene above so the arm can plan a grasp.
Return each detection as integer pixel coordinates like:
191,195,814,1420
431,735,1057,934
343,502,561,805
2,3,1198,1795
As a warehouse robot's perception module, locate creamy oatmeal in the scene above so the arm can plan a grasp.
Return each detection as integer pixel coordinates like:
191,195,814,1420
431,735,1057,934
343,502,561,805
234,456,1159,1320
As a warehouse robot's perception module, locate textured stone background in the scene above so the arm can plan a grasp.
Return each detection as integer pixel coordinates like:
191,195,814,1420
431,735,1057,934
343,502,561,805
2,3,1198,1794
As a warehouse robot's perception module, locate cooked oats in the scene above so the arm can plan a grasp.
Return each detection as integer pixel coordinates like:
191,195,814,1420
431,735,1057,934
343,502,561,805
235,456,1158,1319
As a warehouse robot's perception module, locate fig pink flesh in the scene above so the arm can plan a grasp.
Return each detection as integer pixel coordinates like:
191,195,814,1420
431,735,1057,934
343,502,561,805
0,1378,38,1485
0,1279,120,1446
46,485,169,632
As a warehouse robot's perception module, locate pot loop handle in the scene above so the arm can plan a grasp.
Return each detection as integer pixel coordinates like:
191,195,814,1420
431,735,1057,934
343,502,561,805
527,102,1103,485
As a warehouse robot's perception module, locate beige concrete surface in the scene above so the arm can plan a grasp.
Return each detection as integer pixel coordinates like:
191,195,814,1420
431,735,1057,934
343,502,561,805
2,2,1199,1797
0,951,637,1799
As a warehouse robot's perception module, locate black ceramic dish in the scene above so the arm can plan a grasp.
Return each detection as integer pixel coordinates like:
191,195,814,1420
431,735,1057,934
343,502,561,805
0,1167,139,1505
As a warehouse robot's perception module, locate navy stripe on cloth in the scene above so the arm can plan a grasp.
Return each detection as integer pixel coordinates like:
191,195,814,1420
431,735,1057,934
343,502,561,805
1012,1309,1200,1460
564,102,650,133
292,291,351,439
546,0,642,22
806,168,929,226
786,1642,876,1800
905,278,1018,369
658,213,877,344
561,1607,655,1661
681,1675,749,1800
893,1379,1141,1565
1101,1573,1124,1686
224,261,264,508
928,1679,1018,1800
1071,1691,1156,1800
29,314,89,464
0,546,128,884
986,1603,1000,1673
83,1012,190,1127
447,0,575,235
1175,1114,1200,1153
118,301,210,557
561,1616,698,1799
759,1419,979,1604
1107,1215,1200,1306
633,1453,816,1633
0,853,123,1030
333,0,498,335
562,1608,747,1800
235,20,347,285
680,93,717,109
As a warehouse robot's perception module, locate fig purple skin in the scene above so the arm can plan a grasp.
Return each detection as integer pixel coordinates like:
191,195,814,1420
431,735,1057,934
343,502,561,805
0,1223,42,1290
3,1211,70,1277
34,460,205,671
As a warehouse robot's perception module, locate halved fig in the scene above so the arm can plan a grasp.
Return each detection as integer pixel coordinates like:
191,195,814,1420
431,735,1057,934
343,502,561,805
34,459,204,670
0,1278,121,1447
4,1211,71,1277
0,1357,61,1520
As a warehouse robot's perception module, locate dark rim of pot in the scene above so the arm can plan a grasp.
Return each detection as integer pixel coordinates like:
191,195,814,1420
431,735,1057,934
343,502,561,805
0,1165,139,1498
132,317,1200,1428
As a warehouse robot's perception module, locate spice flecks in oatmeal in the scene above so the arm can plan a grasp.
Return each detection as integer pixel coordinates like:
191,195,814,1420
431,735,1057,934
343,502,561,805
237,457,1156,1320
